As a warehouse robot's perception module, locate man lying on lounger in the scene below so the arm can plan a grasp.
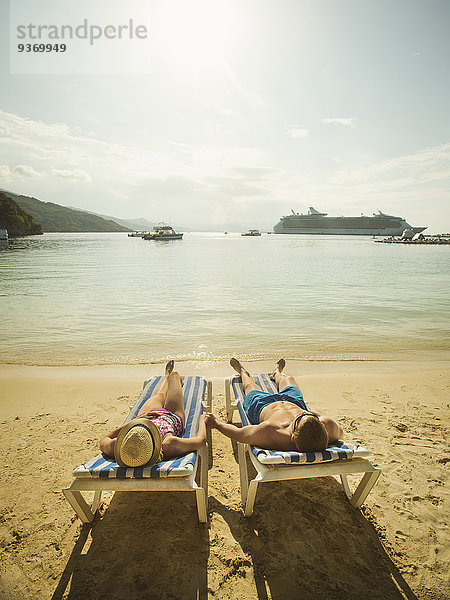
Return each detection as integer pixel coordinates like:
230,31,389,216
206,358,343,452
100,360,208,467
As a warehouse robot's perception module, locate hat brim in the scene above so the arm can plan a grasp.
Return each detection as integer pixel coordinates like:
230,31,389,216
114,417,162,467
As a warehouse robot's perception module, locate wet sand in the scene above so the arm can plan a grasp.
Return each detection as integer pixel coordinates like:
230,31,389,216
0,359,448,599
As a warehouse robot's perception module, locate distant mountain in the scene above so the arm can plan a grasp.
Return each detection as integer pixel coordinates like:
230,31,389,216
66,207,157,232
106,216,156,231
0,191,43,236
1,190,130,233
0,188,255,234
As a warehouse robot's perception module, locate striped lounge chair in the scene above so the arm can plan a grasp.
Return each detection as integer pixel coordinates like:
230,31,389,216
225,373,381,517
63,375,212,523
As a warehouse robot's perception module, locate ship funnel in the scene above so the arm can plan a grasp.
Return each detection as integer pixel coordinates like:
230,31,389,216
308,207,327,216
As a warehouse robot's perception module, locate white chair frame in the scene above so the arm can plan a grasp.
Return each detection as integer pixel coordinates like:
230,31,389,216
63,379,212,524
225,378,381,517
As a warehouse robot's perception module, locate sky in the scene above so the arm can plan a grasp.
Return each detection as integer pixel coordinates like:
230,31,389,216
1,0,449,232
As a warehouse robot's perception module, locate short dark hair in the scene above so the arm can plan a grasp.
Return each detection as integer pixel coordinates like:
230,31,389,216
293,416,328,452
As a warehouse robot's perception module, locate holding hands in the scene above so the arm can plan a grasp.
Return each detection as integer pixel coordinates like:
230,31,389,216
203,413,219,428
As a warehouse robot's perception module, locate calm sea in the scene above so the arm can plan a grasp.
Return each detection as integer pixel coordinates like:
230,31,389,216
0,232,449,366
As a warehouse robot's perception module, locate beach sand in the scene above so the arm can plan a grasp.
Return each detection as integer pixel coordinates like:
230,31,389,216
0,359,448,600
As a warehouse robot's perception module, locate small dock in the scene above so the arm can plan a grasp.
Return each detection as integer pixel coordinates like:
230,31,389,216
376,234,450,245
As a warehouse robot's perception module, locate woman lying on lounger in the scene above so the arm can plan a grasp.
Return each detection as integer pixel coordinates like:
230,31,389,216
100,361,208,467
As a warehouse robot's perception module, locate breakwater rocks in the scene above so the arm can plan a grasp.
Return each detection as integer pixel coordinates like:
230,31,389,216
376,235,450,245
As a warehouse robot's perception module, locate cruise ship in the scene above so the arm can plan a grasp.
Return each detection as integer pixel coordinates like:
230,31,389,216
273,207,426,236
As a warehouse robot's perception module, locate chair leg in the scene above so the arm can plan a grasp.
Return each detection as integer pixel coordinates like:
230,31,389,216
244,479,259,517
340,474,352,500
63,489,96,523
350,470,381,508
199,445,208,501
225,380,234,422
195,487,208,523
91,491,102,514
237,442,249,506
341,469,381,508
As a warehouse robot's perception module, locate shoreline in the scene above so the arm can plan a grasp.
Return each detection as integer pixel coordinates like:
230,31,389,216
1,347,450,368
1,357,448,598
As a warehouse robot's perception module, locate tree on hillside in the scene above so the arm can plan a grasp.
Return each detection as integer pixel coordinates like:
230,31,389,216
0,192,43,237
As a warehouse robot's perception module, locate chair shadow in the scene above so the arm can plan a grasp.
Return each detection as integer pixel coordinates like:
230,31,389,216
213,445,418,600
52,491,209,600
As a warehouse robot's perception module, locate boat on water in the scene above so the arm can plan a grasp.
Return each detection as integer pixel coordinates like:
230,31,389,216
128,231,148,237
143,225,183,240
273,207,426,236
241,229,262,237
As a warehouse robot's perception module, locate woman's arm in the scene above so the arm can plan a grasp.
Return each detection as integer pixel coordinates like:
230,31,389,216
99,425,124,457
162,414,208,459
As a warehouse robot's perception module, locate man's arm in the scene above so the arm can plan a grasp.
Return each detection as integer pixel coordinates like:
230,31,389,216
205,413,271,446
319,416,344,443
308,406,343,443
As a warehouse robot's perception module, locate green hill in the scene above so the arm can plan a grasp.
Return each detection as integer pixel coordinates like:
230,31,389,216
1,190,130,233
0,192,43,236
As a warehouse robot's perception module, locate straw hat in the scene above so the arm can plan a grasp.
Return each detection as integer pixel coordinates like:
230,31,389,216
114,418,162,467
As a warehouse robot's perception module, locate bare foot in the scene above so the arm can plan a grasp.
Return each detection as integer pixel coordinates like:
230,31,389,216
269,358,286,381
165,360,174,376
230,357,251,377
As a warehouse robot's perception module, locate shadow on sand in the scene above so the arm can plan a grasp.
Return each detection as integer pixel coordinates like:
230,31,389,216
211,443,418,600
54,440,418,600
52,491,209,600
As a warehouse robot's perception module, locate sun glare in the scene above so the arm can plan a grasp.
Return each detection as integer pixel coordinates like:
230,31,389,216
154,0,239,68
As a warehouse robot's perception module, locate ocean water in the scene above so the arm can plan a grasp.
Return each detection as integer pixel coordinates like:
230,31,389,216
0,232,449,365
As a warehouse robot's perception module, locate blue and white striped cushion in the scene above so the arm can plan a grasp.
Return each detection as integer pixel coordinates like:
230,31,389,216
74,376,206,479
231,374,370,465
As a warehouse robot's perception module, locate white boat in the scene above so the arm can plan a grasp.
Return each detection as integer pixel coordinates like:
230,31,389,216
273,207,426,236
241,229,261,237
128,231,148,237
144,225,183,240
0,229,8,242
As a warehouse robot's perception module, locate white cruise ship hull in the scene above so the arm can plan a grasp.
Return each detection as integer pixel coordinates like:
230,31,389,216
273,225,426,236
273,209,426,237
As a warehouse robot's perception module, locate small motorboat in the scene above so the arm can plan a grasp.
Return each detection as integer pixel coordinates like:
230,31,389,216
144,225,183,240
128,231,149,237
241,229,261,237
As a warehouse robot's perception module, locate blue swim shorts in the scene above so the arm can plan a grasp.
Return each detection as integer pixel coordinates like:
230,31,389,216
243,385,308,424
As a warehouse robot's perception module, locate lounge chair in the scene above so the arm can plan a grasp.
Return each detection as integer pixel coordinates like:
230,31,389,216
63,375,212,523
225,373,381,516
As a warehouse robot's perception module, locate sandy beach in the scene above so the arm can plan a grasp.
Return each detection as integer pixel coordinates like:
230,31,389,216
0,358,448,600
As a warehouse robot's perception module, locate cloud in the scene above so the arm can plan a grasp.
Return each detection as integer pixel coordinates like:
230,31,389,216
0,109,283,226
323,117,358,128
0,110,271,186
0,165,11,178
229,166,281,180
1,109,447,231
52,168,91,182
12,165,43,177
334,143,450,185
286,125,309,139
